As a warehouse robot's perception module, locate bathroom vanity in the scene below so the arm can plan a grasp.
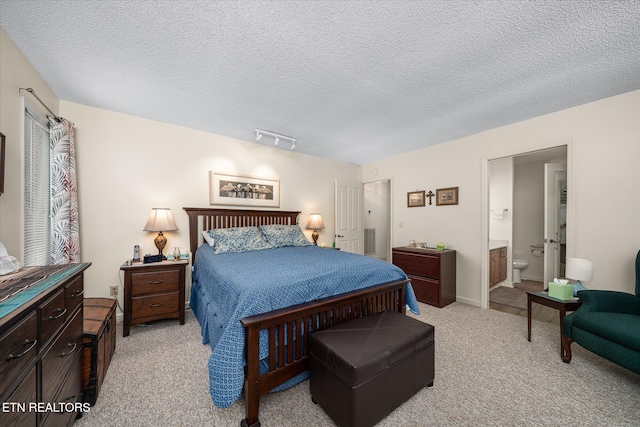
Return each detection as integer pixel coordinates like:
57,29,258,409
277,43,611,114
489,244,507,287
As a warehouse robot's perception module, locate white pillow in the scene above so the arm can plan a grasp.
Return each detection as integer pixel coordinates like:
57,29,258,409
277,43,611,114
0,242,21,276
202,230,215,247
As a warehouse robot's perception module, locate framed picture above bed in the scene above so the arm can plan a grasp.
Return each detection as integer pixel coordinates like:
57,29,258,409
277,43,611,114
209,172,280,207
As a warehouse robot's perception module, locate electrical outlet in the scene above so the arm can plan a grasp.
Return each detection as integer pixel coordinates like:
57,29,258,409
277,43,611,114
110,286,118,296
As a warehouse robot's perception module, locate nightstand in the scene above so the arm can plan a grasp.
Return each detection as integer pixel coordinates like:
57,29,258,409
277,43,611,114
120,260,187,337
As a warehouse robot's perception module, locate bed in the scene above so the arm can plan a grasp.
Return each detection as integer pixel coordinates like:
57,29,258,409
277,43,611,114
184,207,419,427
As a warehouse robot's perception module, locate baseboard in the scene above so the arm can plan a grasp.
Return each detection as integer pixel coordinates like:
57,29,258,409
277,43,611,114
455,295,480,307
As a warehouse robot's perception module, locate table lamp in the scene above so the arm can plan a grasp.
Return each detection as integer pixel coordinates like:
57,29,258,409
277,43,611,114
565,257,594,297
305,213,325,245
143,208,178,258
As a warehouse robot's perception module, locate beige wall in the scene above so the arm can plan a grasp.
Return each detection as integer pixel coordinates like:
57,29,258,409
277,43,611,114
3,25,639,311
362,90,640,307
59,101,359,302
0,27,59,257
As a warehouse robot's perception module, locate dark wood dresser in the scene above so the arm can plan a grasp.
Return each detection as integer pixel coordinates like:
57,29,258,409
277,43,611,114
392,247,456,308
0,263,91,427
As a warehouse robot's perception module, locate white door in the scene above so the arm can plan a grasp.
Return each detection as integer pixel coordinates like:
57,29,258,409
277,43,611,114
335,180,364,254
543,163,566,288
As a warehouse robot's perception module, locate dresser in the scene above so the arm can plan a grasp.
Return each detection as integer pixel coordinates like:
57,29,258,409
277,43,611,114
120,260,187,337
392,247,456,308
0,263,91,427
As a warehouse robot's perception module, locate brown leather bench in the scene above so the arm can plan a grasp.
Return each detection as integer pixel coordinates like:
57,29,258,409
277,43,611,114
309,310,434,427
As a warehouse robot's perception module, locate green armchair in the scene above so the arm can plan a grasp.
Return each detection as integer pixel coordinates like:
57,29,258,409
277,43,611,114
561,250,640,375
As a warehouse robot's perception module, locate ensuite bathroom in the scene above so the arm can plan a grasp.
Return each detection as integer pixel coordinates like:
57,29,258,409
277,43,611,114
489,146,568,309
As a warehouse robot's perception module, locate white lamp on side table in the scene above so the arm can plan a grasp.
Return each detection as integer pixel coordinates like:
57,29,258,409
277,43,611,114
565,257,594,297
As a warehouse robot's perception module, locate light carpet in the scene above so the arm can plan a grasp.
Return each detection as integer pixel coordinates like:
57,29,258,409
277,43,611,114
75,303,640,427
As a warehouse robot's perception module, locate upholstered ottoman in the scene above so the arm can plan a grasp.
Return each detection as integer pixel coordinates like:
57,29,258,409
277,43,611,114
309,310,434,427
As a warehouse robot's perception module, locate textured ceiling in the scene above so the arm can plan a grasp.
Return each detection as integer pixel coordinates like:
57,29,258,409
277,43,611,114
1,1,639,164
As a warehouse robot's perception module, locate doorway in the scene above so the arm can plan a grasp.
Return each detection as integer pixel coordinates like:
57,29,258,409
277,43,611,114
363,180,391,261
487,145,568,311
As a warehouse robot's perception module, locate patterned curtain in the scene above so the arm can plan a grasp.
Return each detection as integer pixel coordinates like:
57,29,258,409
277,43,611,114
49,118,80,264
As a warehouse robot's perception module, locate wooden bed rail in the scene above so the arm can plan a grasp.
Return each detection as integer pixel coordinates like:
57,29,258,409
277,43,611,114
239,279,408,427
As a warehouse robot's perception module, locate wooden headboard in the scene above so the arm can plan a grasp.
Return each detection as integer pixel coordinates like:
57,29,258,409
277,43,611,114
183,208,300,264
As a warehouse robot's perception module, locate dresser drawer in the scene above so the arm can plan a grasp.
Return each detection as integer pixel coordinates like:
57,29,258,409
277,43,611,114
131,270,179,296
41,308,83,404
0,366,37,427
393,252,440,279
41,350,83,427
39,289,67,348
65,275,84,315
408,275,440,306
131,293,179,321
0,311,38,396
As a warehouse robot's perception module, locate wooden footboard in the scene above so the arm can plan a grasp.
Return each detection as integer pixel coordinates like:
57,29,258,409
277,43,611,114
239,279,408,427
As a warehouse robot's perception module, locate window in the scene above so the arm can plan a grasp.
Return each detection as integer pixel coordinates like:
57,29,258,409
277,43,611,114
24,106,50,266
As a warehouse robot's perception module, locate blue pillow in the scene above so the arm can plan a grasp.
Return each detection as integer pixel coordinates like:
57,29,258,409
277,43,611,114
259,224,312,248
210,227,272,254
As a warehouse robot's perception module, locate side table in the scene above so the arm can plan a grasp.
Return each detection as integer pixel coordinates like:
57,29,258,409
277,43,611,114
120,260,187,337
527,291,581,357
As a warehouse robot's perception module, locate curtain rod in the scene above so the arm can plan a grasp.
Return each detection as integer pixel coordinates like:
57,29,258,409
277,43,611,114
19,87,61,122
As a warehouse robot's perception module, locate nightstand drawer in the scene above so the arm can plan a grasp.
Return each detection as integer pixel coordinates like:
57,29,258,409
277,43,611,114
131,293,179,320
131,270,179,296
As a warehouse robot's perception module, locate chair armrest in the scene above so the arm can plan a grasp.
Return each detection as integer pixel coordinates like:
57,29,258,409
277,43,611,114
577,290,640,315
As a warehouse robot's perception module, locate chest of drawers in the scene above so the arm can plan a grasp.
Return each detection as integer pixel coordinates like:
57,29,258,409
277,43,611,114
392,247,456,308
120,260,187,337
0,263,91,427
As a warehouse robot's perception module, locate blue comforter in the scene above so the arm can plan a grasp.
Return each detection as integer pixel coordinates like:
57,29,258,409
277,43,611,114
190,244,419,408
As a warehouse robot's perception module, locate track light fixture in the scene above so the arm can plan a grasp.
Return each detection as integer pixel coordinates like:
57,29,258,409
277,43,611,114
254,129,297,151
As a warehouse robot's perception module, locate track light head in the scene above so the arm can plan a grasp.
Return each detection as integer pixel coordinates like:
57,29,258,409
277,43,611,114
291,140,296,150
274,137,279,146
255,131,262,141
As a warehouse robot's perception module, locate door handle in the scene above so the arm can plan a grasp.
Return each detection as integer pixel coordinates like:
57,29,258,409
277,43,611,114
335,234,344,238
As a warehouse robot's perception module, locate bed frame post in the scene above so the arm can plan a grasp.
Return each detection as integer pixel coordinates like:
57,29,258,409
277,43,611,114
242,324,262,427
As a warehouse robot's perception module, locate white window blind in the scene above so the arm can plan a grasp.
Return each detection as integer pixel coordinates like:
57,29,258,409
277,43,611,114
24,107,50,266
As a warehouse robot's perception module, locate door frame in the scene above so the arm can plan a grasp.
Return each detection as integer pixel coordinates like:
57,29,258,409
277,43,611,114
481,138,574,309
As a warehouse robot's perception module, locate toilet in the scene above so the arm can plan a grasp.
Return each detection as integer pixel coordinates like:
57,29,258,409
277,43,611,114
512,259,529,284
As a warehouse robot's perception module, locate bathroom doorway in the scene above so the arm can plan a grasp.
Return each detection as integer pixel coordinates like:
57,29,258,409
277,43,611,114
363,180,391,261
488,145,568,311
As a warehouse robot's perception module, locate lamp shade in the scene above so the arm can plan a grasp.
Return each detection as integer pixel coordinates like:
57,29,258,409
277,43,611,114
143,208,178,232
306,213,325,230
565,257,593,282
